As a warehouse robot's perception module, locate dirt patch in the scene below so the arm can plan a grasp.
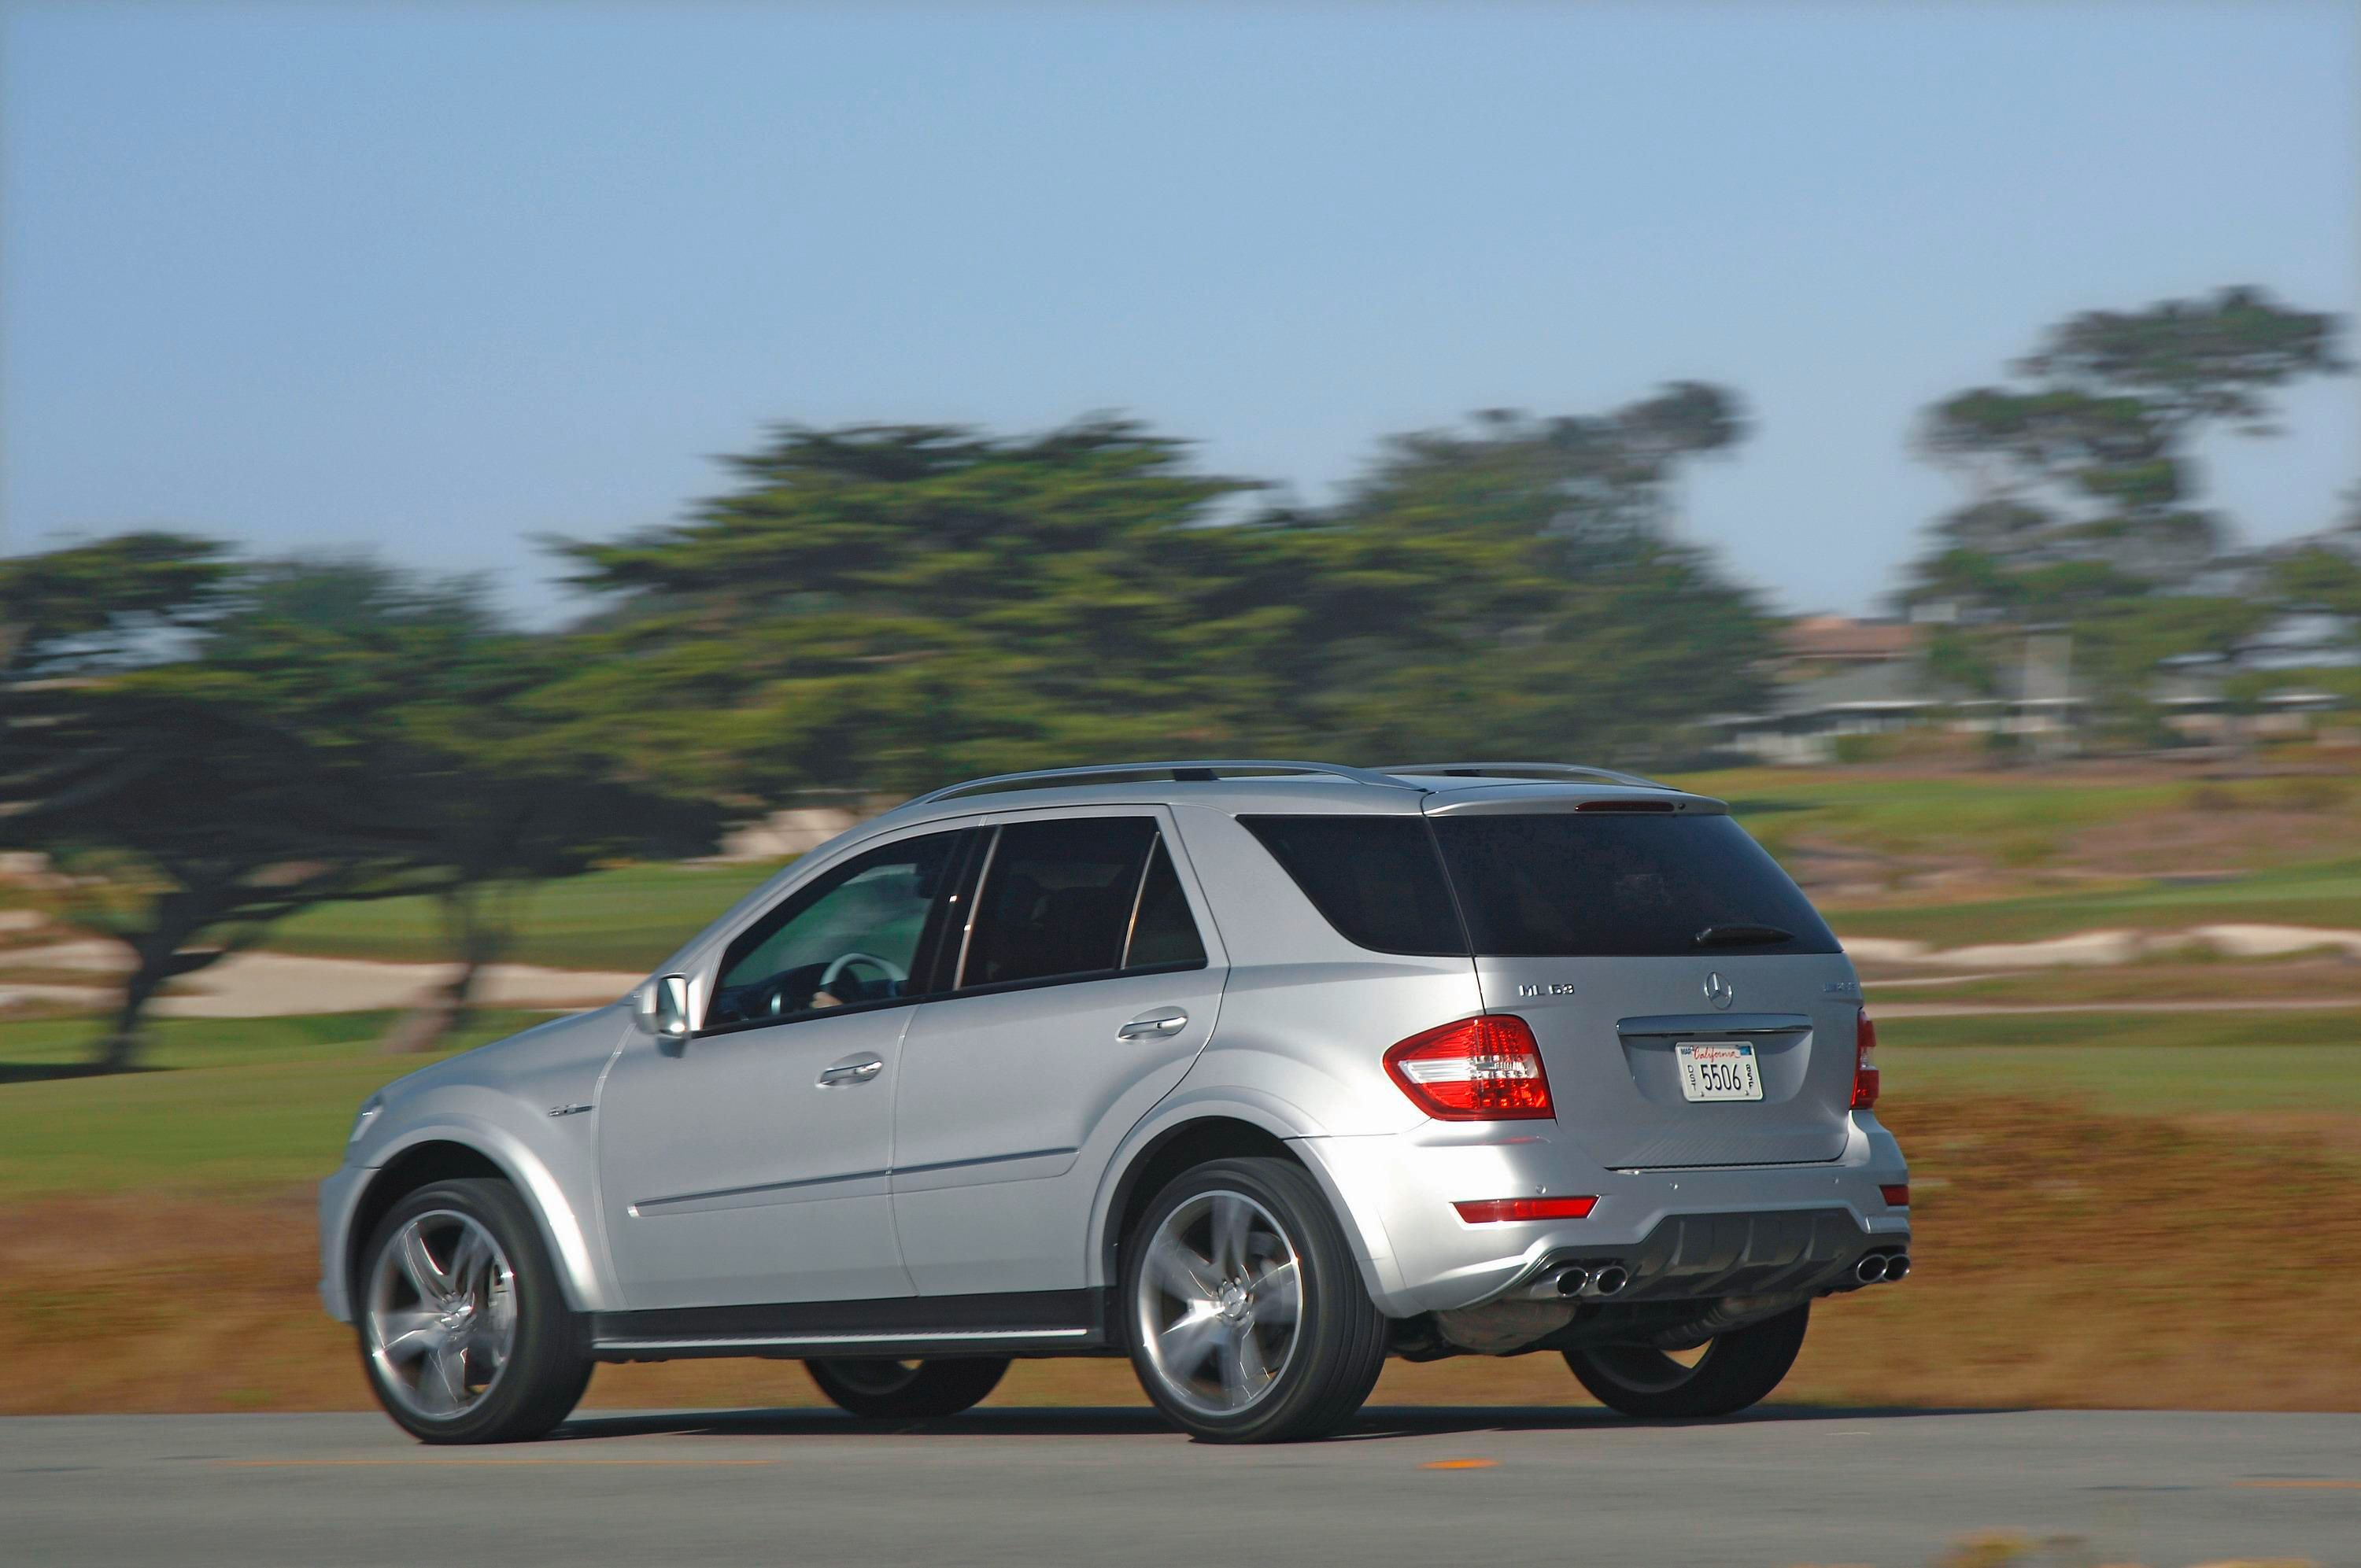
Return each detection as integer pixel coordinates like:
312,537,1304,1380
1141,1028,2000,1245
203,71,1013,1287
2067,797,2359,883
5,1092,2356,1416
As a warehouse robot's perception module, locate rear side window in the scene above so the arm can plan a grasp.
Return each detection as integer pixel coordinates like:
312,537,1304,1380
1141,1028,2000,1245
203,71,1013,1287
1432,814,1838,957
1125,839,1208,970
1239,816,1465,956
962,817,1208,988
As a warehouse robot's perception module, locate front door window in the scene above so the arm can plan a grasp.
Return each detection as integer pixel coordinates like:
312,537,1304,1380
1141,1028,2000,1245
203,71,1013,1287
708,831,968,1031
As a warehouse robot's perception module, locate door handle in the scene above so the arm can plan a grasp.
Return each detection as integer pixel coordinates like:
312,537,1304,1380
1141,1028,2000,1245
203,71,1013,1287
818,1056,885,1087
1117,1010,1189,1041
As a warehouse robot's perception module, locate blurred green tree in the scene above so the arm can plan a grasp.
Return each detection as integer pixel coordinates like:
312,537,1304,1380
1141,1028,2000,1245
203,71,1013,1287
552,394,1772,795
549,419,1268,797
1898,287,2349,736
2,548,722,1068
3,552,442,1070
1199,390,1772,759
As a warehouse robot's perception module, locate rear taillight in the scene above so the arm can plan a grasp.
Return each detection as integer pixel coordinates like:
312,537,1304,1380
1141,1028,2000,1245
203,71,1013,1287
1850,1009,1880,1111
1384,1014,1554,1121
1880,1183,1909,1208
1454,1196,1598,1223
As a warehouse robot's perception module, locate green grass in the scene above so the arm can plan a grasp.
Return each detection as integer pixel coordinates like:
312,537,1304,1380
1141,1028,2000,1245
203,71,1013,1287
1663,767,2200,863
0,1010,548,1199
261,860,789,971
1878,1009,2361,1117
1828,856,2361,947
1656,767,2361,948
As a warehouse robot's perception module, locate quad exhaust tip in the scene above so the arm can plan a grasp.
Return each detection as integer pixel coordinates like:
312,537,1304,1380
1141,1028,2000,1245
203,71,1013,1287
1539,1262,1627,1298
1854,1252,1911,1285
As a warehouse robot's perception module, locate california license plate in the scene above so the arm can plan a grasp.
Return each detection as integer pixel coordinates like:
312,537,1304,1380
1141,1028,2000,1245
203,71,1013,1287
1676,1042,1763,1102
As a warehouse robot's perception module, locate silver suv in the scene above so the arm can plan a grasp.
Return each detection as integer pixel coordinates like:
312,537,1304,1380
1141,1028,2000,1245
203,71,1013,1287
320,761,1910,1444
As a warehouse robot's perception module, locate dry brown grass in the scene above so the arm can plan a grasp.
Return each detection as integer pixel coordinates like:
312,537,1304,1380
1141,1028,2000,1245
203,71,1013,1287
6,1091,2356,1417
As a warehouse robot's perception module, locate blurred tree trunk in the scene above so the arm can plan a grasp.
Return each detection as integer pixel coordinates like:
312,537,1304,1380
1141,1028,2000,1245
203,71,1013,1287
89,878,241,1074
381,884,515,1055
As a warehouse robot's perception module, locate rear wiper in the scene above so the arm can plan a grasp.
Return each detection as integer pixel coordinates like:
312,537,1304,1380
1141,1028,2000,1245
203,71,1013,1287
1693,923,1794,948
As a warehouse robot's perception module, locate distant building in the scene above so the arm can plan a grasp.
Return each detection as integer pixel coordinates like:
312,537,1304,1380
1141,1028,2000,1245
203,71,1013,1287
1711,650,2087,766
1777,614,1923,671
1710,659,1944,765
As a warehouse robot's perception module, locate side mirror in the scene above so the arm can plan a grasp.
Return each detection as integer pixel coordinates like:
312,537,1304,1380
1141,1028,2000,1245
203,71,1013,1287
650,973,693,1041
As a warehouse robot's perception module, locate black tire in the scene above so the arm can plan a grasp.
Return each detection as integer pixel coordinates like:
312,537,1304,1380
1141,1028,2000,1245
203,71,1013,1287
805,1357,1010,1419
1121,1156,1387,1443
1565,1302,1810,1419
356,1177,593,1444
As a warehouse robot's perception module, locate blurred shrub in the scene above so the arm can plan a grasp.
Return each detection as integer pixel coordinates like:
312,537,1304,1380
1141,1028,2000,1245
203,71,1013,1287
1995,829,2059,869
1831,732,1890,766
2270,775,2351,812
2185,782,2242,813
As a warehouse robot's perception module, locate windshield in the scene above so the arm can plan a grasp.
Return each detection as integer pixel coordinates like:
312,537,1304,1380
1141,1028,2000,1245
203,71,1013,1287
1430,813,1839,958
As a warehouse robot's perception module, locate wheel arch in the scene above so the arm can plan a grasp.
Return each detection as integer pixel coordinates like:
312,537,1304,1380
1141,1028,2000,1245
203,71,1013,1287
342,1125,608,1316
1097,1116,1299,1285
1089,1095,1400,1312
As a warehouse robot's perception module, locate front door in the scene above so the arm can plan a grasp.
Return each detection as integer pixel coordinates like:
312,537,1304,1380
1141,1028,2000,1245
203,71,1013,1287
892,809,1227,1295
597,826,973,1310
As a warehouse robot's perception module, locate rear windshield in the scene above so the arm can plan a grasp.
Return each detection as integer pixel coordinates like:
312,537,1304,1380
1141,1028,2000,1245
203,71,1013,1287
1432,814,1838,957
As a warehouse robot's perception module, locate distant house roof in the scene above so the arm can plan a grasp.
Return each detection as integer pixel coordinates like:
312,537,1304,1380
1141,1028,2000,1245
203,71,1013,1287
1780,615,1923,663
1711,659,1949,728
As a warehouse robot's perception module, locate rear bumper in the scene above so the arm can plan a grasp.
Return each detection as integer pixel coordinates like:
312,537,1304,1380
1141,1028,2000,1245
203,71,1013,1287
1504,1203,1903,1306
1291,1112,1910,1317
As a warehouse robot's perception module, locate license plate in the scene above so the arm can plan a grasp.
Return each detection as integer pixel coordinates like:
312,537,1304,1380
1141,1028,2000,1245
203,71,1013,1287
1676,1042,1762,1102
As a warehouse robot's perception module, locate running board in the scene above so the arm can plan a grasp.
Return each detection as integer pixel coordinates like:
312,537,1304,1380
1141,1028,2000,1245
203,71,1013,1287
586,1288,1114,1361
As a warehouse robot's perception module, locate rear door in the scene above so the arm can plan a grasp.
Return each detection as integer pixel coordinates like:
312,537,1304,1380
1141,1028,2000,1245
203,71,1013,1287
1426,795,1858,1169
891,806,1227,1295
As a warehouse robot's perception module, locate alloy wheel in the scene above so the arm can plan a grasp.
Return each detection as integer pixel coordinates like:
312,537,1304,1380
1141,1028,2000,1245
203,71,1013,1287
1133,1189,1303,1418
364,1209,519,1422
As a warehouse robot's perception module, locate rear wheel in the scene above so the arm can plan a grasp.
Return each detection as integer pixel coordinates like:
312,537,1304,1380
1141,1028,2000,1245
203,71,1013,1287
804,1357,1009,1419
357,1177,593,1444
1123,1157,1387,1443
1565,1302,1809,1419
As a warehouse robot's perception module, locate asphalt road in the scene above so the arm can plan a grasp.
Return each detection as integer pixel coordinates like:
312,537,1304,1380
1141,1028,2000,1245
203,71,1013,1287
6,1407,2356,1567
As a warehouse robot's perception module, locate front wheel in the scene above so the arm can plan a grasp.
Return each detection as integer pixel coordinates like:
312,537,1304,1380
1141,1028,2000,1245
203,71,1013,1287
357,1177,593,1444
1565,1301,1809,1419
805,1357,1009,1419
1123,1156,1387,1443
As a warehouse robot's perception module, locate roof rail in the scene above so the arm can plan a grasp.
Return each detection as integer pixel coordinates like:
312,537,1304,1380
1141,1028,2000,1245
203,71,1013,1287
1380,761,1668,790
907,759,1413,807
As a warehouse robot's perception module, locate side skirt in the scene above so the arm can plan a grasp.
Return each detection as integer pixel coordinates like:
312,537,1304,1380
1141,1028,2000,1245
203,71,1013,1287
587,1287,1120,1362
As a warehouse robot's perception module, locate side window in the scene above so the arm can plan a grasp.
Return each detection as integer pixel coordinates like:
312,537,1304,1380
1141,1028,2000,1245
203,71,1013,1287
707,830,967,1031
961,817,1205,990
1238,814,1467,956
1124,837,1207,971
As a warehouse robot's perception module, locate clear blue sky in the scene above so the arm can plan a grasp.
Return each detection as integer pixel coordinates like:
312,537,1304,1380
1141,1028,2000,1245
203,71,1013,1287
6,2,2356,622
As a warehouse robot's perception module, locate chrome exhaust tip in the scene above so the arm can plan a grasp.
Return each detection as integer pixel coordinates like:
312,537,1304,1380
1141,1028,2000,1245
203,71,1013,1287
1591,1265,1629,1297
1882,1253,1911,1282
1853,1254,1888,1285
1553,1266,1591,1297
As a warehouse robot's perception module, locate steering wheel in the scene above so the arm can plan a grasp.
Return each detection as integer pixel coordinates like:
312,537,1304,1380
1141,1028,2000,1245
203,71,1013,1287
820,950,909,995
